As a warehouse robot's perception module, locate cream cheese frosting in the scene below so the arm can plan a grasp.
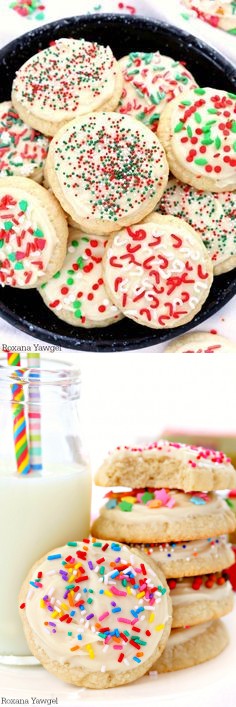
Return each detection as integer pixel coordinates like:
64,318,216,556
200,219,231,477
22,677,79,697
0,187,58,287
12,39,119,123
21,539,170,673
168,620,212,647
170,88,236,190
169,576,232,605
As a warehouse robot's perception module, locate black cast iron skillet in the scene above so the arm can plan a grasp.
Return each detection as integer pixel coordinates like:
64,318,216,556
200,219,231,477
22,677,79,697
0,13,235,351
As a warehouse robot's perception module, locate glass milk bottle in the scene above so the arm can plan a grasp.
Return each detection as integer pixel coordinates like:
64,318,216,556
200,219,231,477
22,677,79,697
0,357,91,663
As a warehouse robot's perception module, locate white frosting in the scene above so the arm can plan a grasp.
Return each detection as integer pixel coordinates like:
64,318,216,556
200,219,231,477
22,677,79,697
23,541,170,672
168,621,212,647
143,536,230,564
12,39,119,122
170,578,232,605
0,187,58,287
170,88,236,190
101,491,224,524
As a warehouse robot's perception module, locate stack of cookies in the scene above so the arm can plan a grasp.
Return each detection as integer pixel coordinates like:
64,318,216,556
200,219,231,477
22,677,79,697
92,440,236,673
1,34,235,333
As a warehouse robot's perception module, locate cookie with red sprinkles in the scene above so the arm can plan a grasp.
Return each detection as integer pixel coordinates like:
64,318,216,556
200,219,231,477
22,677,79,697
95,439,236,492
39,228,122,328
165,331,236,352
117,51,197,132
45,111,169,235
12,38,123,137
182,1,236,34
103,213,213,329
157,87,236,192
158,179,236,275
19,539,171,689
0,102,49,182
0,177,68,288
167,571,234,628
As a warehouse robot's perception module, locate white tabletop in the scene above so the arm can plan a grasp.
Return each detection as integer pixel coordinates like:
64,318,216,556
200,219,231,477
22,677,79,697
0,0,235,353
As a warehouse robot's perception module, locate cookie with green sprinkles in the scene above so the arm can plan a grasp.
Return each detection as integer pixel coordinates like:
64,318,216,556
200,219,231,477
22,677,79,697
0,102,49,182
39,228,123,328
182,1,236,34
45,111,169,235
0,176,68,288
158,179,236,275
157,87,236,192
117,51,197,132
19,538,171,689
12,38,123,137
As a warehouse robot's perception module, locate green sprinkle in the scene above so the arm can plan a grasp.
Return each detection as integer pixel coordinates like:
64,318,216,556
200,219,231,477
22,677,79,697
226,498,234,509
67,542,78,547
77,257,84,268
53,271,60,279
194,158,208,165
68,631,72,637
34,228,44,238
8,253,16,261
19,200,28,212
67,277,74,286
4,221,13,231
174,121,184,133
194,112,202,124
93,542,102,547
215,136,221,149
99,566,105,575
118,501,133,512
231,121,236,133
14,262,24,270
194,88,206,95
73,300,82,309
87,597,93,604
180,100,191,106
187,125,193,138
141,491,154,504
71,240,79,247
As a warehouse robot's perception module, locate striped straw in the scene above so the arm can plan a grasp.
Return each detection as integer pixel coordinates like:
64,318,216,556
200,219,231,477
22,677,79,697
27,353,42,472
7,351,30,474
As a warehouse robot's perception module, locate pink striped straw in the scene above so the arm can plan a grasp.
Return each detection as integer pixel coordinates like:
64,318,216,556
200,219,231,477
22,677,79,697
27,353,42,472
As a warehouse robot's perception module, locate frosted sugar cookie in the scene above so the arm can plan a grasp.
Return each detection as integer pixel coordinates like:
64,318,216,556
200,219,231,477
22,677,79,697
19,539,171,689
153,620,229,673
0,102,49,182
182,1,236,33
91,489,236,543
157,87,236,192
168,572,234,628
133,536,235,578
0,177,68,288
12,38,123,137
95,440,236,492
39,229,122,328
158,180,236,275
165,331,236,352
117,51,197,131
103,214,213,328
45,112,169,235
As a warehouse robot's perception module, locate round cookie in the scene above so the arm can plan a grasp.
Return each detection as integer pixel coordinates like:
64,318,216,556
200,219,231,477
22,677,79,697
157,87,236,192
182,1,236,33
12,38,123,137
133,536,235,578
95,440,236,492
19,539,171,689
165,331,236,352
39,229,122,328
117,51,197,132
0,102,49,182
45,112,169,235
153,619,229,673
103,214,213,329
0,177,68,288
158,180,236,275
91,489,236,544
168,572,234,628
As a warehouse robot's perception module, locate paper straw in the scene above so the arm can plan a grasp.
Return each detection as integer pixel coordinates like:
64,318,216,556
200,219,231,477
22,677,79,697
7,351,31,475
27,353,42,472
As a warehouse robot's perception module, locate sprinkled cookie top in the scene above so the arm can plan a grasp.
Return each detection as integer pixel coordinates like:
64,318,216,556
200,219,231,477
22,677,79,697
168,571,231,605
0,102,49,178
170,87,236,189
20,539,170,672
0,188,57,287
12,38,119,122
158,179,236,271
118,52,197,131
40,230,121,327
165,331,236,353
103,217,213,328
103,488,213,514
182,1,236,31
113,440,232,467
51,112,168,228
